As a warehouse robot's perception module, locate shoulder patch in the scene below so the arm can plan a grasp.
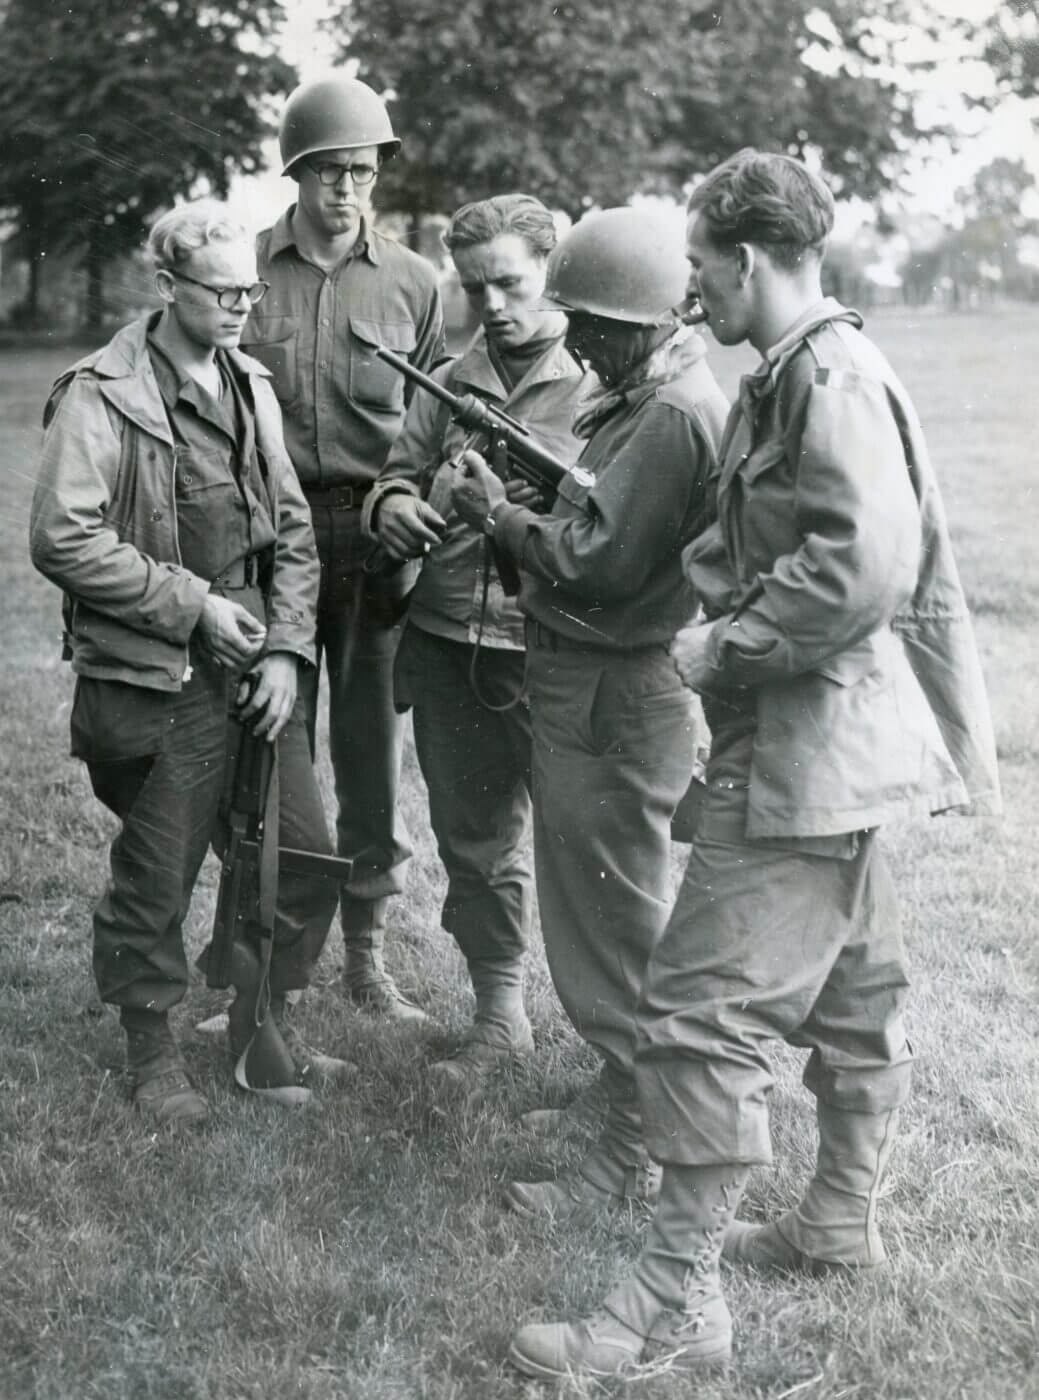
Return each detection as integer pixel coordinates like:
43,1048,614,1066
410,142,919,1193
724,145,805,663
813,367,862,391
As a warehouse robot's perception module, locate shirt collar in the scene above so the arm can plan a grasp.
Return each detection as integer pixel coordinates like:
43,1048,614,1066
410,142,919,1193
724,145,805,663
270,207,377,265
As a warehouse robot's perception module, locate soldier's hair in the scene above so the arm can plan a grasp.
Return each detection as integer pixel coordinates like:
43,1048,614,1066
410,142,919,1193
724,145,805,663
443,193,558,260
148,200,251,269
687,149,834,270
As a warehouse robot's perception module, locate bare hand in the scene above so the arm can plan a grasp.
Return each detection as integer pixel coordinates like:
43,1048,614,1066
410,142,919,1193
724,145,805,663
450,450,508,530
197,593,267,669
670,620,716,693
377,493,446,561
505,479,548,511
237,652,298,742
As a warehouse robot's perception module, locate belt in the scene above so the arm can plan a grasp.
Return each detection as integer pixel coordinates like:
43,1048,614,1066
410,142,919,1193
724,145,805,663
525,618,668,656
211,555,261,589
525,619,616,653
303,483,373,510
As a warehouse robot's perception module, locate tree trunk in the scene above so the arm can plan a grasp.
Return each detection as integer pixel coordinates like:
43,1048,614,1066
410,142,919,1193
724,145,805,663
27,247,41,323
84,228,105,331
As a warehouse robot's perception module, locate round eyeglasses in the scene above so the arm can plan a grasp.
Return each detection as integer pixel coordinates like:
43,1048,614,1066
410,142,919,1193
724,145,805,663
169,271,269,310
307,160,379,187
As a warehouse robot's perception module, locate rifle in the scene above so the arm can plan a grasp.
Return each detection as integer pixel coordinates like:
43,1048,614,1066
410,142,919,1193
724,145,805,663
207,698,353,991
202,686,353,1100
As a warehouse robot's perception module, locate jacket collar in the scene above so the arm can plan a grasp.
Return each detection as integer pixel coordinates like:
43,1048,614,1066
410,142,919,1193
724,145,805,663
451,327,585,402
268,207,378,265
71,313,269,446
743,298,863,404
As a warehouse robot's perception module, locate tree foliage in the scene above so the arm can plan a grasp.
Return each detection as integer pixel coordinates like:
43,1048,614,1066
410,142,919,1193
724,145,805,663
0,0,295,325
985,0,1039,100
328,0,950,222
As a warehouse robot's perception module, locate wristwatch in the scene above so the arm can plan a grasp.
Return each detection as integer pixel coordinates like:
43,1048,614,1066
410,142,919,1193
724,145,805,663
483,507,498,537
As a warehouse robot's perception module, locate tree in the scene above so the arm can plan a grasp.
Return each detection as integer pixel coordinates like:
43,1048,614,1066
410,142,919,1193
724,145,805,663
900,158,1039,305
0,0,295,328
326,0,952,225
985,0,1039,100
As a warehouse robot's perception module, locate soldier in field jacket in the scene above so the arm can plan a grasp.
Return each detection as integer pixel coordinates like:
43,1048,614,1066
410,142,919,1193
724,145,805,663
507,151,1001,1384
29,201,345,1126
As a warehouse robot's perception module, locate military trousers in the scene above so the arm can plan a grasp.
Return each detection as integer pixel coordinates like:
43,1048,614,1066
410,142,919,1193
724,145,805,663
636,830,914,1167
396,623,533,966
78,652,336,1013
299,500,412,905
527,634,696,1157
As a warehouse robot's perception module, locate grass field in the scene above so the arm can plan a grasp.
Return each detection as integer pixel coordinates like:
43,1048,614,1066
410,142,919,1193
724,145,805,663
1,308,1037,1400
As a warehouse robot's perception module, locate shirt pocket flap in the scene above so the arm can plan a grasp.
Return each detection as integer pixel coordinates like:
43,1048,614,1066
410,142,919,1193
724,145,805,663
350,318,418,355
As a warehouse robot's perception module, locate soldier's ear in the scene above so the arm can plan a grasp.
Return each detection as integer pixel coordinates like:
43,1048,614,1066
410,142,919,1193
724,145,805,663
735,243,755,285
155,269,176,305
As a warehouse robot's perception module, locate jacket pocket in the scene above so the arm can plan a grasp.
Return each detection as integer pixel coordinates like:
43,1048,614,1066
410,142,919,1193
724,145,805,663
349,318,418,412
240,316,299,410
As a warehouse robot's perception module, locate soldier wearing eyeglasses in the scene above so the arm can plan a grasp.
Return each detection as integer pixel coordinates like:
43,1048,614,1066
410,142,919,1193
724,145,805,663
29,200,348,1125
243,76,445,1022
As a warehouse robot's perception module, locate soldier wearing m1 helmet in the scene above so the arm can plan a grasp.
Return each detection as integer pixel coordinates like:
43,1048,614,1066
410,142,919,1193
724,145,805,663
450,207,729,1222
243,77,445,1022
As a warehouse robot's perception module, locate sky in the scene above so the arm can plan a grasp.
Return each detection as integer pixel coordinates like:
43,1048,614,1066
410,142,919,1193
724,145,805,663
227,0,1039,235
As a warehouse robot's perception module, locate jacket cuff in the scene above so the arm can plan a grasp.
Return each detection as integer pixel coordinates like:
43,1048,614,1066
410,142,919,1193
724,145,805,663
264,608,316,666
361,479,421,539
492,501,535,561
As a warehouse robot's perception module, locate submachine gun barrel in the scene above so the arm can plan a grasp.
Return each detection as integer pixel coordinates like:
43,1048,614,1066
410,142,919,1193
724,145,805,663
374,346,594,501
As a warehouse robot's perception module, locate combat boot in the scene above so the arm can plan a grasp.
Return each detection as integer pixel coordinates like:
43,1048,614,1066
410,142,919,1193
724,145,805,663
341,895,426,1023
428,956,533,1093
123,1007,208,1127
504,1140,661,1222
518,1068,607,1139
509,1162,748,1380
724,1103,898,1272
506,1068,658,1221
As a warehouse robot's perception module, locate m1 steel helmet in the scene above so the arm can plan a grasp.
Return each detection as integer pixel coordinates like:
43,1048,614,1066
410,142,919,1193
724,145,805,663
279,76,401,176
541,207,689,325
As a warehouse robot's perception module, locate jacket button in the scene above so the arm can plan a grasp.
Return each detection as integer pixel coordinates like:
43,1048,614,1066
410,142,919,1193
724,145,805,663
183,473,193,485
151,510,162,521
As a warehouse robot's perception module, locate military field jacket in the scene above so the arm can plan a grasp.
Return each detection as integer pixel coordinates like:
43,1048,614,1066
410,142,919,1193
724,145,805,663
29,314,319,692
362,329,593,648
493,337,729,650
682,299,1002,837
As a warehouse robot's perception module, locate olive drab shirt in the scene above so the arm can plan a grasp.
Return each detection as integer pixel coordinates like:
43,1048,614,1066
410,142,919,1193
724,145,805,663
147,336,276,592
243,212,445,488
